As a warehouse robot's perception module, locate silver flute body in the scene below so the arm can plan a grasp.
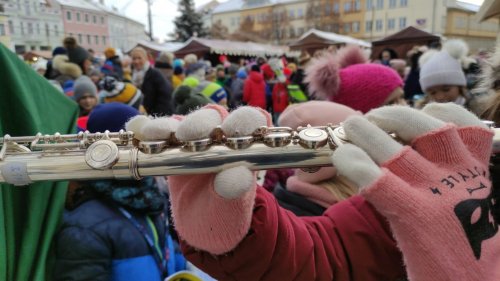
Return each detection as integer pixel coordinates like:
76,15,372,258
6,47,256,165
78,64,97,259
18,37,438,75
0,125,499,186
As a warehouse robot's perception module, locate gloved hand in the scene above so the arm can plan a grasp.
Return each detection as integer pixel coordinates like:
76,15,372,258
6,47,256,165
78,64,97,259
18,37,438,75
332,103,499,281
127,105,272,255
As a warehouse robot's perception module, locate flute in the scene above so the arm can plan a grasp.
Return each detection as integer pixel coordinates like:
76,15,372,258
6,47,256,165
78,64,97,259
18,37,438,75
1,124,499,186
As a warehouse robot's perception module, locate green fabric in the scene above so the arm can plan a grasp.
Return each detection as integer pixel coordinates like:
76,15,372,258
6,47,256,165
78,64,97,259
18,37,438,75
0,44,79,281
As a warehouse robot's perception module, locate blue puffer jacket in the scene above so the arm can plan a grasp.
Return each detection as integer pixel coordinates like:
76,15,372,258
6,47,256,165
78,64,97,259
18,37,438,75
54,199,185,281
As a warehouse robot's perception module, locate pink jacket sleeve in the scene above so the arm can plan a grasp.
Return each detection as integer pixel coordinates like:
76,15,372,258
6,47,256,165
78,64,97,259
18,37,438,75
180,187,406,281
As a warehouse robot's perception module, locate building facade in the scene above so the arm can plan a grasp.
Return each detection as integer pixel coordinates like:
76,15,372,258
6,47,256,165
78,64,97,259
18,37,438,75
211,0,499,50
92,1,147,53
58,0,109,53
2,0,64,54
0,8,11,49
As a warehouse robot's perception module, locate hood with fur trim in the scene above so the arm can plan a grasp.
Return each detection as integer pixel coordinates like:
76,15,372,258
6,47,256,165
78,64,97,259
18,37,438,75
52,54,82,79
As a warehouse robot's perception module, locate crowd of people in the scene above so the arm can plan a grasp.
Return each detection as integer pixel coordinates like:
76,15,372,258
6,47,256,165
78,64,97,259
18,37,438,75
29,36,500,281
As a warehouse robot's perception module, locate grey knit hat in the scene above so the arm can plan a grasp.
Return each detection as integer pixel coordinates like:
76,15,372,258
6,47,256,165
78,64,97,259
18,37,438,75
73,76,97,101
419,51,466,91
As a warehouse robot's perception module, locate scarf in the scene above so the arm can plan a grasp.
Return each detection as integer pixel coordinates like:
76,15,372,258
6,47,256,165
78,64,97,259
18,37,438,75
132,61,150,88
90,177,165,214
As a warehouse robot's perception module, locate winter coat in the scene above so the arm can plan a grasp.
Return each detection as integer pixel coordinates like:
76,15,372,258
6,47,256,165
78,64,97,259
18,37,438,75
103,56,124,80
273,183,326,216
229,77,245,108
271,82,289,113
181,187,407,281
243,71,267,109
54,199,184,281
290,69,310,98
141,67,174,116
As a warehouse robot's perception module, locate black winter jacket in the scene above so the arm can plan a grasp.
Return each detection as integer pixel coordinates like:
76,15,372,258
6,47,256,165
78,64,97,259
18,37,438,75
141,67,174,116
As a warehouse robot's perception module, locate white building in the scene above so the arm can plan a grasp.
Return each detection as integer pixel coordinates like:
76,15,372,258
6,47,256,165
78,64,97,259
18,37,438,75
3,0,64,53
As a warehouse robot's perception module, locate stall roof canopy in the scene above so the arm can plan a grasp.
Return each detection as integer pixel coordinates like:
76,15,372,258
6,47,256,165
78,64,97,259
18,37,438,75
127,40,183,54
174,38,298,57
476,0,500,21
289,29,372,48
372,26,440,45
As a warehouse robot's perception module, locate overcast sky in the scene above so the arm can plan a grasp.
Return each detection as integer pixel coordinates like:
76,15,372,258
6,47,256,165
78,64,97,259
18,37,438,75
107,0,484,42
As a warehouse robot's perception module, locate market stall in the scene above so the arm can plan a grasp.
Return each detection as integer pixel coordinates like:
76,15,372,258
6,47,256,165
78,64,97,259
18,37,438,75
289,29,371,55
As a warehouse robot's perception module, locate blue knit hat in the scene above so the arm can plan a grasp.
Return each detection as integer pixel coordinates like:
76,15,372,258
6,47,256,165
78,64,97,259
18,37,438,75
52,46,67,57
87,102,139,133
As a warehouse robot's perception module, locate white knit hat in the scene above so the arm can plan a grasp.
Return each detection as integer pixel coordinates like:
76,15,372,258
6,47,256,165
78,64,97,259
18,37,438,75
419,51,466,91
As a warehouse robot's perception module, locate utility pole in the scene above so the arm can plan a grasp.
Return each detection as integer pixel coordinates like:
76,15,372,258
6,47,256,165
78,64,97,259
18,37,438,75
146,0,153,41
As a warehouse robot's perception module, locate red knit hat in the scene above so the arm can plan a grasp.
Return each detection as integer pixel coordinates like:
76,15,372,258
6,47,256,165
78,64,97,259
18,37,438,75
305,46,403,113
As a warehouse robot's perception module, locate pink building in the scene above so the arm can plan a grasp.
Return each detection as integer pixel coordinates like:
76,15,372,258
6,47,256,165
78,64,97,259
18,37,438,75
58,0,109,54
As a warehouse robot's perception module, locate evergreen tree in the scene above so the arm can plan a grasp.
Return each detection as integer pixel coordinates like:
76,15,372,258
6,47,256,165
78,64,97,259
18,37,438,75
173,0,208,41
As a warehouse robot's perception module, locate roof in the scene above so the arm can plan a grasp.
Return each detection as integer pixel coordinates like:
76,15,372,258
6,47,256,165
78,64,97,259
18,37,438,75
127,40,184,54
447,0,481,12
476,0,500,21
91,1,144,26
372,26,440,45
56,0,102,12
174,37,298,57
290,29,372,48
213,0,301,14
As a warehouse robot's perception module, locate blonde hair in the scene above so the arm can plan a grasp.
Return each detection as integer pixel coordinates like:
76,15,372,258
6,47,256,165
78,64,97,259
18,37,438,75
318,175,358,201
131,47,148,59
184,54,198,65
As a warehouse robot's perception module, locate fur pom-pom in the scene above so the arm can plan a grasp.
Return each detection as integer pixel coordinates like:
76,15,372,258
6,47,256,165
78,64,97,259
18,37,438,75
304,53,340,99
443,39,469,60
63,37,77,49
336,45,369,68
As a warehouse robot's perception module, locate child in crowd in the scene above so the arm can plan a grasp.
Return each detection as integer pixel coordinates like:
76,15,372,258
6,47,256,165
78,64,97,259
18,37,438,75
418,50,469,107
73,75,98,117
305,45,406,113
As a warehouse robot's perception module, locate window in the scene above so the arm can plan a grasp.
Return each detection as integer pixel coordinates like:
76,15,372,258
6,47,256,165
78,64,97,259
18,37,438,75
85,14,89,23
31,45,36,51
344,2,351,12
87,34,91,44
352,21,360,32
0,24,5,36
375,19,383,31
333,3,339,14
332,23,339,32
93,15,97,24
66,11,71,20
36,23,40,34
343,23,351,33
387,18,395,29
8,20,13,34
297,8,303,18
78,33,82,43
95,35,99,45
366,0,373,9
230,17,235,26
76,12,80,21
354,0,361,11
399,17,406,28
289,9,295,18
400,0,408,7
297,27,304,35
27,22,33,34
389,0,397,8
102,36,106,45
366,21,373,31
101,16,105,24
45,23,49,36
325,4,330,15
54,25,59,36
376,0,384,9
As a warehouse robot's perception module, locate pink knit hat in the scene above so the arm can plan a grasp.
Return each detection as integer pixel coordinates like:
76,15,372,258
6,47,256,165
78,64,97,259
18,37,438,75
305,46,403,113
278,101,361,207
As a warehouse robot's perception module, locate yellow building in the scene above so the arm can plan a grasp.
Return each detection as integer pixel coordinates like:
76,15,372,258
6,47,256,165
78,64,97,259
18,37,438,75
211,0,499,51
